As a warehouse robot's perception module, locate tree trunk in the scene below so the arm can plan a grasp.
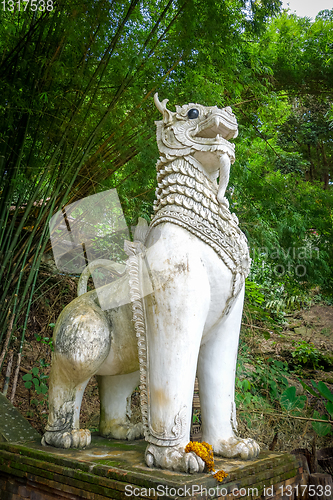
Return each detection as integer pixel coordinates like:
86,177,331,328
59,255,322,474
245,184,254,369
308,473,333,500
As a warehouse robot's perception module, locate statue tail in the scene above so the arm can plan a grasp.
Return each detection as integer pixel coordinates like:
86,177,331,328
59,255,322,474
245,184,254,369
77,259,126,296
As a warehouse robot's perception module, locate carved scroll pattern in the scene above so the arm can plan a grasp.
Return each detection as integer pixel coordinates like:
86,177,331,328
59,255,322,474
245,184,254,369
125,240,187,446
125,241,149,439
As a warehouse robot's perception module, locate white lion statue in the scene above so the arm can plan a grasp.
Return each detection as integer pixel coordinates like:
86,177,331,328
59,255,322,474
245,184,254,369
42,94,260,472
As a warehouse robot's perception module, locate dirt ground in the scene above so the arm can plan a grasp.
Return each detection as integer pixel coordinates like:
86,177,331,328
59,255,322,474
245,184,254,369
255,304,333,381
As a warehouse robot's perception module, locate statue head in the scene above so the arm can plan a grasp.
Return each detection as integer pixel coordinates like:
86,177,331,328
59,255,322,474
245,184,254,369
153,93,238,163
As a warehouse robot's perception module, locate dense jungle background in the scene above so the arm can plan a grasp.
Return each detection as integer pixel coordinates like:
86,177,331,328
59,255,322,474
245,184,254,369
0,0,333,460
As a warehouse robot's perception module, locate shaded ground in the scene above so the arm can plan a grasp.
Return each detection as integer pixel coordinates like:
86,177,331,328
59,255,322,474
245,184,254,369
237,302,333,454
255,304,333,381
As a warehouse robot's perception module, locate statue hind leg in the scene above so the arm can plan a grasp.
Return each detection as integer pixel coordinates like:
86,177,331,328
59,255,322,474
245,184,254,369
42,298,111,448
197,287,260,459
97,371,143,440
42,369,92,448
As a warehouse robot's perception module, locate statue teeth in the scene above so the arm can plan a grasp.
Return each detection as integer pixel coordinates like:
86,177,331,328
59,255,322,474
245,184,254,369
214,116,219,128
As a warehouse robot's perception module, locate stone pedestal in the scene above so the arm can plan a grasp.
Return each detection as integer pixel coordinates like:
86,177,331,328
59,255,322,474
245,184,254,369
0,393,40,443
0,436,307,499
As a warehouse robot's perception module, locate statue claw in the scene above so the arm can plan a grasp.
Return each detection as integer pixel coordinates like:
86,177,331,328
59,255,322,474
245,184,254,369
100,421,144,441
42,429,91,449
145,444,205,473
213,436,260,460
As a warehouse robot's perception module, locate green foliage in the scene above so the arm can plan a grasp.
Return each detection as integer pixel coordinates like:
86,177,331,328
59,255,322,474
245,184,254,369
312,411,332,437
280,386,306,413
291,340,324,370
22,366,48,395
235,378,264,413
255,10,333,96
236,346,266,415
247,255,312,325
250,358,290,402
35,333,54,351
231,12,333,294
22,331,51,401
237,346,333,437
236,353,294,428
245,279,265,306
300,380,333,437
312,381,333,405
192,412,201,425
275,97,333,185
235,147,333,296
237,352,290,404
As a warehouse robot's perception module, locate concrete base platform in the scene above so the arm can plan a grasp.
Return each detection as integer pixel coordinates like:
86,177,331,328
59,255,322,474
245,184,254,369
0,436,307,499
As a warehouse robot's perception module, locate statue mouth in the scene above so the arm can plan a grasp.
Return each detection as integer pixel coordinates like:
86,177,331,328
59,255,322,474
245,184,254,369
189,111,238,143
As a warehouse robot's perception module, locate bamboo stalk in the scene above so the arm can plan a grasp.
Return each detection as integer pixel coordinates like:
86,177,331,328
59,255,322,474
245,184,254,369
0,313,14,369
238,408,333,425
0,187,60,353
242,322,273,331
0,0,190,375
10,352,21,404
2,350,14,397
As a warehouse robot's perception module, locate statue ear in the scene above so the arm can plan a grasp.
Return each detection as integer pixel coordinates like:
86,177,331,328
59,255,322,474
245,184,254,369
154,93,174,125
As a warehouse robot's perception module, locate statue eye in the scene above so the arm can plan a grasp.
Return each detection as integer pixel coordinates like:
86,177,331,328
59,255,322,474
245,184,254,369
187,108,199,119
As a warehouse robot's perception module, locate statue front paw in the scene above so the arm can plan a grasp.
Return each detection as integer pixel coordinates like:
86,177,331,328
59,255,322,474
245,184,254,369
100,421,144,440
42,428,91,449
127,422,144,440
214,436,260,460
145,443,205,473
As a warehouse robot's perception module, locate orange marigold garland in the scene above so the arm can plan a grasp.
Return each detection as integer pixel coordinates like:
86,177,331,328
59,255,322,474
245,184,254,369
185,441,228,483
213,469,228,482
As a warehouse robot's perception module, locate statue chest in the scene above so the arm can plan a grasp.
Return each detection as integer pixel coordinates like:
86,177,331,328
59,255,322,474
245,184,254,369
146,158,250,316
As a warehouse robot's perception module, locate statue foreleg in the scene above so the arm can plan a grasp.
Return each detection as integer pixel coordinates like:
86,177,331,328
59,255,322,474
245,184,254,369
143,248,209,473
